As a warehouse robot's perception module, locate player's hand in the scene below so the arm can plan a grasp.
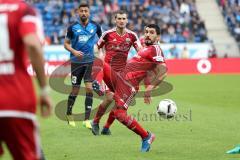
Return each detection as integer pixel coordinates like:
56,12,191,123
40,95,52,118
39,87,52,118
72,50,83,60
144,91,152,104
144,85,154,104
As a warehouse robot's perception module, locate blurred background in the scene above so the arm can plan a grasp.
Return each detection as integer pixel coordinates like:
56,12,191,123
25,0,240,74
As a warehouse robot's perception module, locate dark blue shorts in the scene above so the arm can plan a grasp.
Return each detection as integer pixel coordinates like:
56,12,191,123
71,62,93,86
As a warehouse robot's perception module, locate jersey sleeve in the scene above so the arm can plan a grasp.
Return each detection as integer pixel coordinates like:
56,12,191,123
19,4,44,44
150,45,165,63
97,31,107,49
65,25,73,40
132,32,142,51
96,24,102,38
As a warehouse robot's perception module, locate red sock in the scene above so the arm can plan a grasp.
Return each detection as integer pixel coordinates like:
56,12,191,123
104,110,115,128
93,104,107,124
113,108,148,139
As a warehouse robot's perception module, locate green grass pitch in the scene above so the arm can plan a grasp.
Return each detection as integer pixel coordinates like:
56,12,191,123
1,75,240,160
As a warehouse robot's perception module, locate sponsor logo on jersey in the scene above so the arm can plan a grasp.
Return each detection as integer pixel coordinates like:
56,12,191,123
78,35,91,42
105,42,131,52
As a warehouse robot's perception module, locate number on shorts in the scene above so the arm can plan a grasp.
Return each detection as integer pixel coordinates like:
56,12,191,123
72,76,77,84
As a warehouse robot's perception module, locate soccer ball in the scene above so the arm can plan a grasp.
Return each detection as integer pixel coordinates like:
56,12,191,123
157,99,177,119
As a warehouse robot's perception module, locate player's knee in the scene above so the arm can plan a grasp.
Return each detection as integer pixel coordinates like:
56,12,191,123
71,88,79,95
85,87,93,93
105,96,113,104
114,108,127,122
105,92,113,103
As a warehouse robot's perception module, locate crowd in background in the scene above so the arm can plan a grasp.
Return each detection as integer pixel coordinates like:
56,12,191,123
218,0,240,42
27,0,209,45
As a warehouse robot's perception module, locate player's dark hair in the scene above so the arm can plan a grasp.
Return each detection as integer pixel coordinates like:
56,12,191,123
78,2,89,8
145,24,160,35
115,10,128,19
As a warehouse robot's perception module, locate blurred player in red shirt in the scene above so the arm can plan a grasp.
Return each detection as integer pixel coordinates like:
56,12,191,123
96,24,167,152
0,0,52,159
91,10,142,135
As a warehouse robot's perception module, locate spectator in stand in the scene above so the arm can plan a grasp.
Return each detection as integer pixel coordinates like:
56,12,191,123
170,45,179,58
208,44,217,58
29,0,209,44
181,46,190,58
180,0,190,15
51,32,60,45
220,0,240,42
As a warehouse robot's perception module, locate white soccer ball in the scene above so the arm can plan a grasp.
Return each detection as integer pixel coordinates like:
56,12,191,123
157,99,177,119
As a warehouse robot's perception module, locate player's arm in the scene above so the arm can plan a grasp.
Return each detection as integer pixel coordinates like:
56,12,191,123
96,31,107,60
147,63,167,89
143,70,156,88
64,27,83,59
96,48,105,60
20,7,52,117
144,63,167,104
133,33,142,52
64,39,83,60
23,34,52,117
96,23,102,38
24,34,46,88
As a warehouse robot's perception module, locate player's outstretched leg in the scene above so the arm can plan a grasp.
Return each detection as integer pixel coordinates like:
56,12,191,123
141,132,156,152
112,107,155,152
226,145,240,154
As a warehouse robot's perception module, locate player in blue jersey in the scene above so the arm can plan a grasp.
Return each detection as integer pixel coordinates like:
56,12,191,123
64,2,102,128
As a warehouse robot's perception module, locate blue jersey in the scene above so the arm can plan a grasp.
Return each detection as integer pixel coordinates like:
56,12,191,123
66,20,102,63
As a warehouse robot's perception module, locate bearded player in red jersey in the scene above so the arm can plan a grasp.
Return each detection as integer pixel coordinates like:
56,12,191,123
0,0,52,159
95,24,167,152
91,10,142,135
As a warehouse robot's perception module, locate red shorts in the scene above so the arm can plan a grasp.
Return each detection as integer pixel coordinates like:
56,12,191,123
0,117,41,160
114,78,137,109
103,63,137,109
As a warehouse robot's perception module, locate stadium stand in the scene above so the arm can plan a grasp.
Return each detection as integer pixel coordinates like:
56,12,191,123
196,0,239,57
26,0,209,45
218,0,240,42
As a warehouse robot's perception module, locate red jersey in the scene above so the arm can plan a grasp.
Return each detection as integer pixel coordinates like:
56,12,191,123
121,44,165,88
0,0,44,115
97,28,141,72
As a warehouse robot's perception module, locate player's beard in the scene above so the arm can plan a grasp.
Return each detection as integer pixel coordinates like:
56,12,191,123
80,16,88,23
145,39,153,46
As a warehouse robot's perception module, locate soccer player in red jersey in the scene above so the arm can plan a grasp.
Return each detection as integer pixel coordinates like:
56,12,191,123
91,10,142,135
0,0,52,159
96,24,167,152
